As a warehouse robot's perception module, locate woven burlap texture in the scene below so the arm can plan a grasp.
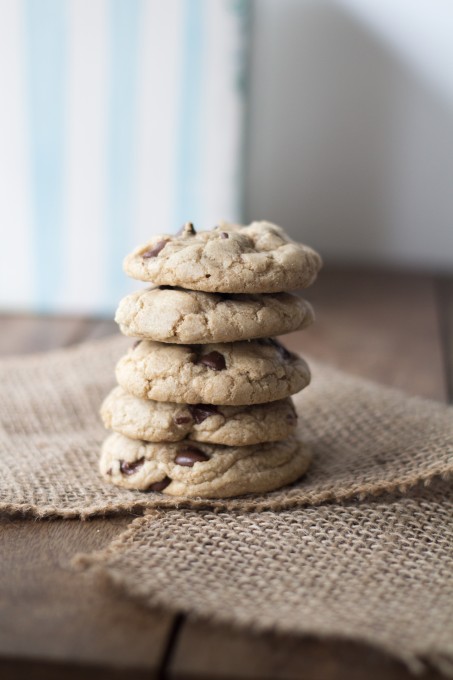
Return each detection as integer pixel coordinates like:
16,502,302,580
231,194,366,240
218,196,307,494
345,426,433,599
77,481,453,674
0,335,452,517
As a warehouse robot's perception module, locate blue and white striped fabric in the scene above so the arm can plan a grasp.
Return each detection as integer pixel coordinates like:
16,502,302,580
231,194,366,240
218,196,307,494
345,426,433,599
0,0,248,314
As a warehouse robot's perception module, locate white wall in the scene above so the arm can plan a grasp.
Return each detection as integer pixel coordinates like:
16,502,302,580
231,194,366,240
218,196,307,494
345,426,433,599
245,0,453,269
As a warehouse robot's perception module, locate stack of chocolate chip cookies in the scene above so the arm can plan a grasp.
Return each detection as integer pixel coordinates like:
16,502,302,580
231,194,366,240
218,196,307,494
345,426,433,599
100,221,322,498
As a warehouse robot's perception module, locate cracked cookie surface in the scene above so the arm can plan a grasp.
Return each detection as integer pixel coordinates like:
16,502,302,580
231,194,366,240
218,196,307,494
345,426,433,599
100,432,311,497
123,221,322,293
115,339,310,405
101,386,298,445
115,286,314,344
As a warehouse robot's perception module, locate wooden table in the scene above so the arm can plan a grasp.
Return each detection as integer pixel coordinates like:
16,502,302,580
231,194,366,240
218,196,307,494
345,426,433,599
1,267,452,680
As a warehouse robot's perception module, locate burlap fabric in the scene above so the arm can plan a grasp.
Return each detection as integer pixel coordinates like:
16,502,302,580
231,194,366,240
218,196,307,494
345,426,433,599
0,335,451,517
1,335,453,671
77,481,453,674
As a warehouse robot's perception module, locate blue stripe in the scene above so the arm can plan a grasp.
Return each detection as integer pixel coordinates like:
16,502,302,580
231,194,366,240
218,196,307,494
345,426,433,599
174,0,205,230
24,0,66,311
106,0,142,309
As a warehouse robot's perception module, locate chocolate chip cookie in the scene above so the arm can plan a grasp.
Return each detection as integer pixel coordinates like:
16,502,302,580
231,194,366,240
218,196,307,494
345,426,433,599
100,432,311,497
115,287,313,344
101,386,297,446
115,338,310,405
123,221,322,293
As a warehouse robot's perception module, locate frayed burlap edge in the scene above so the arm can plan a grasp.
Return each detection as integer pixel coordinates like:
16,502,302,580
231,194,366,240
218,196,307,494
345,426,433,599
1,335,452,518
1,466,449,520
74,484,453,676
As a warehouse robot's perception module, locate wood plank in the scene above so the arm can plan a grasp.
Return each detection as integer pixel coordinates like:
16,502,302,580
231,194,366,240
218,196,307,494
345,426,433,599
170,268,448,679
170,622,444,680
285,267,446,401
0,516,173,675
0,315,114,356
0,658,152,680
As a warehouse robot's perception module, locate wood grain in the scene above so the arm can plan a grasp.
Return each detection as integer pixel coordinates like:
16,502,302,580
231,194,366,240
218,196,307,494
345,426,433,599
287,268,446,401
0,516,174,678
170,622,444,680
0,314,116,356
0,268,451,680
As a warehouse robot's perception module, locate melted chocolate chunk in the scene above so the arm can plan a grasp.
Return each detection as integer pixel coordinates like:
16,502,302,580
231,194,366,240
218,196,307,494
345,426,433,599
285,403,297,423
175,445,209,467
142,240,168,258
174,413,192,425
188,404,219,424
186,344,201,363
120,457,145,475
275,340,294,361
198,351,226,371
220,231,229,239
149,476,171,492
176,222,196,236
260,338,294,361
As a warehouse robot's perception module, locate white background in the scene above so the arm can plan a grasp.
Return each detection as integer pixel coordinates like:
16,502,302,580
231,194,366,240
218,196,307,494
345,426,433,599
246,0,453,269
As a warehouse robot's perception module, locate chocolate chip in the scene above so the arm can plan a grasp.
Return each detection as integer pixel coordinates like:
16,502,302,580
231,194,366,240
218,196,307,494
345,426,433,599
174,414,192,425
149,476,171,492
277,343,294,361
188,404,219,424
133,339,142,349
262,338,294,361
198,351,226,371
142,240,168,258
175,445,209,467
176,222,196,236
285,403,297,422
185,347,199,368
220,231,229,239
120,457,145,475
